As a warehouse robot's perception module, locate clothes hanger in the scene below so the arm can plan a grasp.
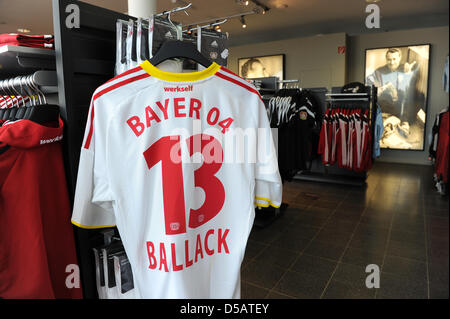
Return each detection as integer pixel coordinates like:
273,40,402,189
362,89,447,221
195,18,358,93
0,79,16,121
6,76,26,121
149,40,212,68
21,76,60,124
149,11,212,68
0,75,59,125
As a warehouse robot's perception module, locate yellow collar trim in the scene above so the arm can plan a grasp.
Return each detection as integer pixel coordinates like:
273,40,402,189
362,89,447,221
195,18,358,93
140,60,220,82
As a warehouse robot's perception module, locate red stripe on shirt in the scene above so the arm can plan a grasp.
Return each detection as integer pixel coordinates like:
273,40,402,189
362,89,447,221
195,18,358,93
215,72,263,103
220,66,242,79
83,73,151,149
84,106,95,149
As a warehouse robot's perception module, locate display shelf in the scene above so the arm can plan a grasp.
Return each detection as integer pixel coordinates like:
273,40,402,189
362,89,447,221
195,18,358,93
0,45,56,78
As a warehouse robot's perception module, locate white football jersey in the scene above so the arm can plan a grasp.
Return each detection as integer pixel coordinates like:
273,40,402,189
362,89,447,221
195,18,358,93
71,61,282,299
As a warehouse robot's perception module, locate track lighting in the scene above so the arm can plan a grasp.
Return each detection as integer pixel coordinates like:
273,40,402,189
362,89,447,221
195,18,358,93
240,16,247,28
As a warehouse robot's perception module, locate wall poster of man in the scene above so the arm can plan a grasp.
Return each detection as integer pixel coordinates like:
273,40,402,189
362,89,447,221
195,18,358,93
365,45,430,150
238,54,284,80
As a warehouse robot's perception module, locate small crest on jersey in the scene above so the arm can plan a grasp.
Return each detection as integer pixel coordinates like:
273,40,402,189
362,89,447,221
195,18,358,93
299,111,308,120
170,222,180,231
198,214,205,223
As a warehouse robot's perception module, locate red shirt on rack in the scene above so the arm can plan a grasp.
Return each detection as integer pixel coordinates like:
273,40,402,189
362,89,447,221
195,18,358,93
0,117,82,299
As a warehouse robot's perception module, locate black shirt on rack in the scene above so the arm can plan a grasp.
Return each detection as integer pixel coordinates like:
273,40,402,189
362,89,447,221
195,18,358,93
267,89,321,181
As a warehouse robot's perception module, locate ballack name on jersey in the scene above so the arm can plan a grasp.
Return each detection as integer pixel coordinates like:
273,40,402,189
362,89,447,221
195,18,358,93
146,228,230,272
126,97,234,137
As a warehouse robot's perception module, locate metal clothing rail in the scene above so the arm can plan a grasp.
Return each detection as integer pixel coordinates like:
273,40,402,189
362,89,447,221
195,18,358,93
326,93,368,96
184,10,257,28
183,19,228,33
278,79,299,83
0,71,57,96
326,92,370,102
155,3,192,17
118,3,193,25
327,98,369,102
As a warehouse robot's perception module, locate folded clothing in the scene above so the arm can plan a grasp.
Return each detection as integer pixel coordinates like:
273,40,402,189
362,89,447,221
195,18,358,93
0,33,54,49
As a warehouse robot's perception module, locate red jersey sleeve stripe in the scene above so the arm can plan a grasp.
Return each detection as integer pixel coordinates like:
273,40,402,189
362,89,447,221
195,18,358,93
215,72,263,103
83,72,151,149
93,73,150,101
219,66,242,78
84,105,95,149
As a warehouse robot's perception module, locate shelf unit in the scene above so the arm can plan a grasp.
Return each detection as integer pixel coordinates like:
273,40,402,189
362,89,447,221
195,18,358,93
0,45,55,79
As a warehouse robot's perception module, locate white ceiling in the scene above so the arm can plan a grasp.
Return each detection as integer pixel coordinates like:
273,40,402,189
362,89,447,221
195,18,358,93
0,0,448,45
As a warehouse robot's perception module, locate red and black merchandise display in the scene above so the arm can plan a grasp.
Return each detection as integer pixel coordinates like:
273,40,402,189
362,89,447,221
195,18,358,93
318,107,373,172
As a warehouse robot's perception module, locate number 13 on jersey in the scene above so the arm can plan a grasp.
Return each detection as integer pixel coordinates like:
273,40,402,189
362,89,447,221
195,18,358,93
143,134,225,235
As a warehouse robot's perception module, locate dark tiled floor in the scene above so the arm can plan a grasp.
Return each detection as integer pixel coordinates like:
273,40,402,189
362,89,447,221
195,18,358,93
241,162,449,299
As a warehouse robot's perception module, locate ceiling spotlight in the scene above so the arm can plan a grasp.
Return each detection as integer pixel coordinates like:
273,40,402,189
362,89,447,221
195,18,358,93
240,16,247,28
245,0,249,5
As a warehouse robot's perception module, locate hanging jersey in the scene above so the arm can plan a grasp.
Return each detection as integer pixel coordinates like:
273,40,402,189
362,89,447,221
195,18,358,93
318,109,330,165
0,118,82,299
360,110,372,172
71,62,282,299
347,110,355,170
353,110,363,171
435,111,449,182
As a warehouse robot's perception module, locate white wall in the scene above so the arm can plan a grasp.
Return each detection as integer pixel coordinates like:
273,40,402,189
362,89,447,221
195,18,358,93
347,26,449,165
228,32,347,89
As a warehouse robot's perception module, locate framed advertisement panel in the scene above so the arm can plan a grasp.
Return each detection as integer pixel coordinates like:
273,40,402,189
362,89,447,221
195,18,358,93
365,44,430,150
238,54,285,81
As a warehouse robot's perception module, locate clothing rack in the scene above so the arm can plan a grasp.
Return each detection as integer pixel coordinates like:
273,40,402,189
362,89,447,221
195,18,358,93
252,78,304,228
0,71,58,95
293,85,378,187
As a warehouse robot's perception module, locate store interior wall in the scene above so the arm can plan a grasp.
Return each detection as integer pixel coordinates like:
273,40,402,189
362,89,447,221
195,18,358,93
228,32,347,89
228,26,449,166
347,26,449,165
